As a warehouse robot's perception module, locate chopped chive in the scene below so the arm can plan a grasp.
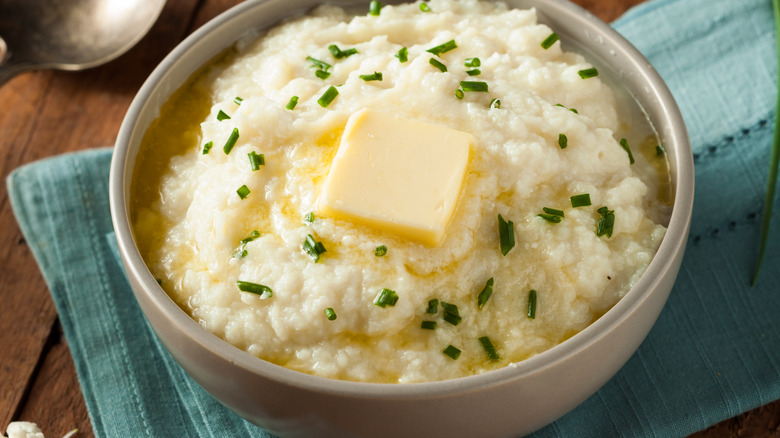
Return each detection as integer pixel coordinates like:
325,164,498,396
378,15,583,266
223,127,239,154
497,214,515,256
466,68,481,76
317,86,339,108
304,212,315,223
570,193,592,208
286,96,299,110
656,144,666,156
537,213,563,223
359,71,383,81
395,46,408,63
427,39,458,56
325,307,337,320
620,138,635,164
233,230,261,258
328,44,358,59
596,206,616,238
302,233,327,262
464,57,481,67
156,278,163,286
217,110,231,121
419,2,431,12
527,289,537,319
426,298,439,314
306,56,332,72
421,320,437,330
443,345,461,360
543,207,565,217
241,230,261,244
460,81,488,92
578,67,599,79
237,185,251,199
555,103,578,114
202,141,213,155
369,0,382,16
478,336,500,361
375,245,388,256
490,98,501,109
315,69,331,80
541,32,559,49
441,301,462,326
236,280,273,299
234,96,243,105
248,151,265,171
455,88,464,100
374,288,399,308
429,58,447,72
558,133,568,149
477,277,494,309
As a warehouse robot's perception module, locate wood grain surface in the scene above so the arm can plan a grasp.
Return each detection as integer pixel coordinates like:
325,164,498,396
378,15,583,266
0,1,777,437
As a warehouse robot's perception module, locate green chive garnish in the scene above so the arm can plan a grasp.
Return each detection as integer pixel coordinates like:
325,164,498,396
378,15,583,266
248,151,265,171
223,127,239,154
302,234,327,262
202,141,213,155
375,245,387,256
315,69,331,80
497,214,515,256
656,144,666,156
426,298,439,314
374,288,399,308
541,33,559,49
464,57,481,67
455,88,464,100
429,58,447,72
317,86,339,108
234,96,243,105
236,280,273,299
421,320,437,330
156,278,163,286
307,56,332,72
596,206,615,238
286,96,299,110
237,185,250,199
578,67,599,79
426,39,458,56
441,301,462,326
304,212,315,223
477,277,494,309
233,230,260,258
527,289,537,319
620,138,635,164
328,44,358,59
490,98,501,109
325,308,337,320
396,47,408,63
478,336,500,361
443,345,461,360
369,0,382,16
556,103,578,114
537,207,564,224
570,194,592,208
359,71,383,81
217,110,231,121
419,2,431,12
466,69,481,76
543,207,564,217
460,81,488,92
558,133,568,149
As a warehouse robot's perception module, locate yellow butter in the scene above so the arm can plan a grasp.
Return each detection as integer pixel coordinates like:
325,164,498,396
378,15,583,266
318,109,471,246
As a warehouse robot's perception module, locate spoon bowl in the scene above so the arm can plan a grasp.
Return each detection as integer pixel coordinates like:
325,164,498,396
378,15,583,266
0,0,165,85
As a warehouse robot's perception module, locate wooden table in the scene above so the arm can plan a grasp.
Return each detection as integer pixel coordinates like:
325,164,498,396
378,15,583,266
0,0,777,436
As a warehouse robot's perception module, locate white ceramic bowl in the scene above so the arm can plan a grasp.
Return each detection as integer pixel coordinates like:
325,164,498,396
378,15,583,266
109,1,694,436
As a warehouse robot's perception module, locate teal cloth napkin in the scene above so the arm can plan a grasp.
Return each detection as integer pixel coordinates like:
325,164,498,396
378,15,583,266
7,0,780,436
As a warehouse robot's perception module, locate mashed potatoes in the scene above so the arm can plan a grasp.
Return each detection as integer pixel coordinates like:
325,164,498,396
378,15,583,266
132,0,671,383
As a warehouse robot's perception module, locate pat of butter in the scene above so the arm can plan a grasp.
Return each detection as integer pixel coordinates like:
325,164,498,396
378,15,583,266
318,109,471,246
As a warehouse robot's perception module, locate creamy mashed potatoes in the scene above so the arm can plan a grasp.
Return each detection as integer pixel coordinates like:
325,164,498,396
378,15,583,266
133,0,671,383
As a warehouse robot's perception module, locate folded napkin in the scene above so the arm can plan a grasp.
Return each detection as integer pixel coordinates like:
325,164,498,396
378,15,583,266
8,0,780,436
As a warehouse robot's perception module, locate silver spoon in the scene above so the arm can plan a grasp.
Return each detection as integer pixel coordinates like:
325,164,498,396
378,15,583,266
0,0,166,86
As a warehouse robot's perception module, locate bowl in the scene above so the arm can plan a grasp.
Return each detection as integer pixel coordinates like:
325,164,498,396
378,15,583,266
109,0,694,436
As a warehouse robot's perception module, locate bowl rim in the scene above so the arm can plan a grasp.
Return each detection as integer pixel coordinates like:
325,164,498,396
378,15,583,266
110,0,694,400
